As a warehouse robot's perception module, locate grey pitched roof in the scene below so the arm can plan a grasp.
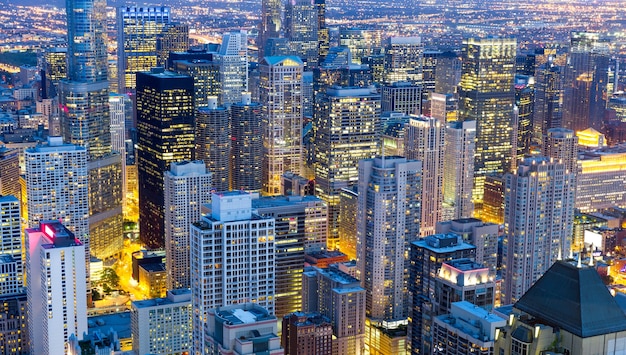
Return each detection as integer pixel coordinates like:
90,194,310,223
515,261,626,338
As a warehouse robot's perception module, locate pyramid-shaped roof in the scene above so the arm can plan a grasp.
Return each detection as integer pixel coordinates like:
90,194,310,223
515,261,626,338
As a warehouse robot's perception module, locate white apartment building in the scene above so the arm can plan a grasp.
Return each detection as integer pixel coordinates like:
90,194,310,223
191,191,276,355
25,136,89,277
443,120,476,220
405,116,445,236
503,156,576,303
260,56,304,195
131,289,193,355
26,221,87,355
164,160,212,290
356,156,422,322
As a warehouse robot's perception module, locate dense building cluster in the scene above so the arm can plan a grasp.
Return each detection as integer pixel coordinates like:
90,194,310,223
1,0,626,354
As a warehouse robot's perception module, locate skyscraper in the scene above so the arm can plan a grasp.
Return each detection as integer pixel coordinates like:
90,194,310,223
515,74,534,157
284,0,319,68
190,192,275,354
260,56,304,195
405,116,445,236
231,93,263,192
502,156,576,303
63,0,123,266
253,195,328,318
314,86,381,248
442,120,476,219
117,6,171,93
0,195,22,293
562,32,610,132
357,157,421,322
137,69,195,249
315,0,329,62
534,59,563,147
195,98,231,192
164,161,212,290
0,146,19,199
218,31,249,105
66,0,108,83
26,221,87,355
259,0,283,59
384,37,424,86
544,127,578,173
409,234,476,354
25,136,89,278
173,58,221,108
459,37,516,206
156,23,190,68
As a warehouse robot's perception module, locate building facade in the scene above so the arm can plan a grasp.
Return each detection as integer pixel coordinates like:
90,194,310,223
164,161,212,290
136,69,195,249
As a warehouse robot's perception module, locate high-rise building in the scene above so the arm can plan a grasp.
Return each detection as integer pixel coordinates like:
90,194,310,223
314,86,380,248
357,157,422,323
0,195,22,294
315,0,329,62
253,195,327,318
534,60,563,147
259,0,282,60
117,6,171,93
481,174,505,225
42,47,67,99
25,137,90,278
563,32,610,132
26,221,87,355
405,116,445,236
459,37,516,206
302,266,366,355
443,120,476,220
231,93,263,192
190,192,275,354
156,23,189,68
196,98,231,192
0,146,19,199
381,82,422,115
137,68,195,249
131,289,192,355
164,161,212,290
282,312,333,355
409,234,476,355
260,56,304,195
544,127,578,173
66,0,108,83
433,52,461,95
575,147,626,212
338,187,358,260
384,37,424,86
0,293,28,354
284,0,319,68
218,31,249,105
435,218,499,277
204,303,284,355
63,0,123,267
339,28,383,65
502,156,576,303
430,93,457,123
173,58,221,108
515,74,534,157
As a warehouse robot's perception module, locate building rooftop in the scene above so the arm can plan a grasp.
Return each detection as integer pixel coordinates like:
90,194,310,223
445,258,487,272
88,312,132,340
412,233,476,254
214,303,274,325
252,194,323,209
515,261,626,338
132,289,191,309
